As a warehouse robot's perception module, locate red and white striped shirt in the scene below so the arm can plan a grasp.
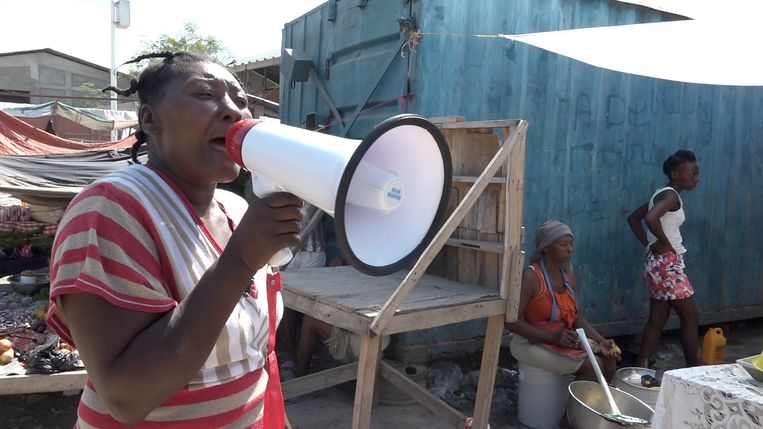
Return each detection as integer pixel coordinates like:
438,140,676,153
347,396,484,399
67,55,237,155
48,165,281,428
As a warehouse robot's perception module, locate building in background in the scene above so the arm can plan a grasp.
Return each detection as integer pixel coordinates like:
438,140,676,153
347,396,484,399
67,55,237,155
229,56,280,118
0,48,134,110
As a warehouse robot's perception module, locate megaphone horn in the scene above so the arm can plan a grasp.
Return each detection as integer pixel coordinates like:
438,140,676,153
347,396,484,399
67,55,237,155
225,114,452,276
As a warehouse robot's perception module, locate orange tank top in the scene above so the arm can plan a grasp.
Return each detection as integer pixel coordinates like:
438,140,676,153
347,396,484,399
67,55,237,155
524,260,578,329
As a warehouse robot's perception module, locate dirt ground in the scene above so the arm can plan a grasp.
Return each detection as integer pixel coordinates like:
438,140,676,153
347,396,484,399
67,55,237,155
3,318,762,429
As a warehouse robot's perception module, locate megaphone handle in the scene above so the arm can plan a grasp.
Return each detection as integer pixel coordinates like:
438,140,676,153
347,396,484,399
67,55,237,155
251,174,294,267
269,247,294,268
252,173,281,197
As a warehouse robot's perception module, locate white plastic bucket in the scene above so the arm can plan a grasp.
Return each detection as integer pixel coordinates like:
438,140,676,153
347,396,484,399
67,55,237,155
518,362,573,429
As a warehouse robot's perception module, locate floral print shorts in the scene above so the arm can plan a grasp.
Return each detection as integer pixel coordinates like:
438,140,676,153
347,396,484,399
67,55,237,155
643,252,694,300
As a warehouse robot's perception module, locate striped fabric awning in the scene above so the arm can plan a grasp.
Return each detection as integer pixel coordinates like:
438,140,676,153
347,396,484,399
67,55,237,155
0,109,136,156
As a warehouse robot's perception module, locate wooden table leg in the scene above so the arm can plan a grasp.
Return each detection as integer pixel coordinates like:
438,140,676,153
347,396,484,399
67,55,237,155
352,333,382,429
472,315,504,429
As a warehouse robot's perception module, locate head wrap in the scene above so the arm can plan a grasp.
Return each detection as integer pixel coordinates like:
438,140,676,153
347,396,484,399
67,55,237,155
530,220,573,264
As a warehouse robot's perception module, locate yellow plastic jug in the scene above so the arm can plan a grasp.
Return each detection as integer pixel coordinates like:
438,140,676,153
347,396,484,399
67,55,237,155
700,327,727,365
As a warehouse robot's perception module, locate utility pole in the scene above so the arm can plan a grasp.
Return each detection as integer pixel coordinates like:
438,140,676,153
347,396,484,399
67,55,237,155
110,0,130,139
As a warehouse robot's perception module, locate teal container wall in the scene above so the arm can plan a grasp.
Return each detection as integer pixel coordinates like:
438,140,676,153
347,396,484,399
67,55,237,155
282,0,763,347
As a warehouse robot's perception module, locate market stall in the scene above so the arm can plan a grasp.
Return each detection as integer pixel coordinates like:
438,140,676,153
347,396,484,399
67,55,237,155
0,272,87,395
0,192,86,393
0,194,59,276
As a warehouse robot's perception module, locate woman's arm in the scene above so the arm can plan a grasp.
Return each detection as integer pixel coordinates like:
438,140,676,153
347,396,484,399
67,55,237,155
568,272,618,357
644,190,680,254
60,192,302,424
627,203,649,246
505,268,576,347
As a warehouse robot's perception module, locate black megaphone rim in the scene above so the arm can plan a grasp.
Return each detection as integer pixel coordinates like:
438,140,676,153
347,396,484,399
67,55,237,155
334,114,453,276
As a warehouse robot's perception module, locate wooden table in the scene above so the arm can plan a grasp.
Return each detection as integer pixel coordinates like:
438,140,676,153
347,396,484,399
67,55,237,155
1,274,88,395
281,266,507,429
652,364,763,428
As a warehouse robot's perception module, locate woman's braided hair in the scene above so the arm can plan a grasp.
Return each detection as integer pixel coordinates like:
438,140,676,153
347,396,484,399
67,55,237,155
102,51,222,163
662,149,697,178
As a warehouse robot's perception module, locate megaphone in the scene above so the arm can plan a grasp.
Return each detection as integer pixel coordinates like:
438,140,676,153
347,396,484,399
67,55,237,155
225,114,452,276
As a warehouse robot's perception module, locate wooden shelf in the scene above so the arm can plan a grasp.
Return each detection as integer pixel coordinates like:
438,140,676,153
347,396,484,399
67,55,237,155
281,119,527,429
282,266,503,336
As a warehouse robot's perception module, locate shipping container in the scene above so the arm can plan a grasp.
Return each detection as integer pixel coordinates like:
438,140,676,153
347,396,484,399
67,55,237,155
281,0,763,360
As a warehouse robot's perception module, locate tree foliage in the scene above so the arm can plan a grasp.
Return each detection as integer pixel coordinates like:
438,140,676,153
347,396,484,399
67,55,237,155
75,82,108,109
127,22,234,75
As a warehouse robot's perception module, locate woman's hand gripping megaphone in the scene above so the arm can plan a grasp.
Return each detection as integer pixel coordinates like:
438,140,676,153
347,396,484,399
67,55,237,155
224,178,303,272
250,172,297,267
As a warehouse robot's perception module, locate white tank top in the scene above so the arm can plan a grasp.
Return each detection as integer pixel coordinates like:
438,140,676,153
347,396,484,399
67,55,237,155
646,186,686,254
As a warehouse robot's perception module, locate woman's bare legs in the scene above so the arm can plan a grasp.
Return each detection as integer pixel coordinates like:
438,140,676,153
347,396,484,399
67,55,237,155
670,296,699,367
637,299,671,368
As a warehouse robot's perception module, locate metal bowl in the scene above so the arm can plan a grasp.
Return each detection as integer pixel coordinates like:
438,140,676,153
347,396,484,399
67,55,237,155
568,380,654,429
614,367,660,409
8,274,49,295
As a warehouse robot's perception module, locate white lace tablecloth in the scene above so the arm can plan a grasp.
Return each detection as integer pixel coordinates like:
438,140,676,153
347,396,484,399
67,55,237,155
653,364,763,428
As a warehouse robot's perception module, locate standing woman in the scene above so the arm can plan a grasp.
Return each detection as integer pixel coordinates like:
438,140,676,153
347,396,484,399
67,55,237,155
627,149,700,368
46,52,302,427
506,221,620,384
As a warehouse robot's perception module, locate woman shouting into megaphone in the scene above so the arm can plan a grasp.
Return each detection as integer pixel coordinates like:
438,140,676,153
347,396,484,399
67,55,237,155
47,52,302,428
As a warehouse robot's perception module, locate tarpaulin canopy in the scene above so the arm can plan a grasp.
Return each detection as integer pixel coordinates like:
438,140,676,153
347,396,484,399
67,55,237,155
0,149,146,207
0,108,143,206
1,101,138,132
0,109,136,156
501,1,763,86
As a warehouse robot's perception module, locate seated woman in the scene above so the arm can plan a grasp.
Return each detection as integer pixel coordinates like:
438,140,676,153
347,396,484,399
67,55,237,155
506,220,620,382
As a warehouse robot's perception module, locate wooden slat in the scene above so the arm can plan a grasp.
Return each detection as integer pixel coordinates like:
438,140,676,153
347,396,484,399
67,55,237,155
282,362,358,399
445,238,504,254
458,229,480,286
501,127,527,312
471,315,504,429
428,115,465,124
440,119,520,129
379,361,467,428
352,334,382,429
382,299,506,335
505,251,525,322
0,370,87,395
370,121,528,335
281,288,371,335
452,175,506,184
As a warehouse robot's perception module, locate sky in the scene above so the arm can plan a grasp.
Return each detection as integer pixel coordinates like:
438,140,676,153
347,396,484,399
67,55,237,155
0,0,327,68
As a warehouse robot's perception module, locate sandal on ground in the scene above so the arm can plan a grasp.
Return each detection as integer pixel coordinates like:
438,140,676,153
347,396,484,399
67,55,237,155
281,360,297,380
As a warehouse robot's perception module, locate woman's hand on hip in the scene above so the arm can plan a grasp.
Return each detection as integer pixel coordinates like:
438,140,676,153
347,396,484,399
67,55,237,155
649,241,676,255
